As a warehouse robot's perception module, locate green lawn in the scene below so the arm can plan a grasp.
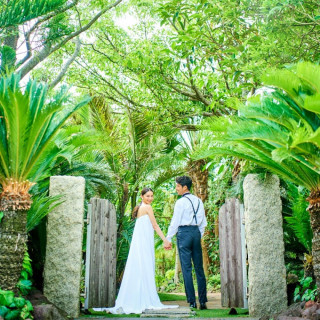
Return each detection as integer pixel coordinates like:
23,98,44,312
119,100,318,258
159,292,187,301
194,308,249,318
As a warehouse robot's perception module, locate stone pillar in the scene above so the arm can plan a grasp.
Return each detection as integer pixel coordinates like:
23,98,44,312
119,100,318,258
44,176,85,318
243,174,287,317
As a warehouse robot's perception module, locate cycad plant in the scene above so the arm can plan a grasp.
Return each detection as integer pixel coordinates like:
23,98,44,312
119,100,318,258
199,62,320,292
0,73,89,291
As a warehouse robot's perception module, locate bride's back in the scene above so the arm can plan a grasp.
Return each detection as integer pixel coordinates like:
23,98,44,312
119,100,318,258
136,203,150,219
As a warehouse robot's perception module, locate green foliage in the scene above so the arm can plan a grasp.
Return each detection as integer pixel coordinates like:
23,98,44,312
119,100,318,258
17,250,33,296
208,273,221,291
198,62,320,192
0,289,33,319
284,184,312,253
27,194,63,232
0,0,67,28
0,73,90,185
165,269,175,280
294,276,317,302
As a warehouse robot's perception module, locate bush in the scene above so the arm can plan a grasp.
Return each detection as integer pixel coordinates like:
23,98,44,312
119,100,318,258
208,273,221,290
294,277,317,302
165,269,175,280
0,289,33,319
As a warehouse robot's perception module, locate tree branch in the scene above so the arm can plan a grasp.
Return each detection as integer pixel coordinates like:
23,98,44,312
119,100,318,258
49,37,81,89
15,31,32,68
25,0,80,37
186,57,211,106
18,0,123,78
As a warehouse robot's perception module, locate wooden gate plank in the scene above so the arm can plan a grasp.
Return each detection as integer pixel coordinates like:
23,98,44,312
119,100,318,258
86,198,117,308
219,198,244,308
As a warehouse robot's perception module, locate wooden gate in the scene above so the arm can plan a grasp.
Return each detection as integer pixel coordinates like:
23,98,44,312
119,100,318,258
84,198,117,309
219,198,248,308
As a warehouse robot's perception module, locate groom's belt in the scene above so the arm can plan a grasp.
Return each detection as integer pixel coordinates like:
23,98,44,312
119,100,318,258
178,225,198,228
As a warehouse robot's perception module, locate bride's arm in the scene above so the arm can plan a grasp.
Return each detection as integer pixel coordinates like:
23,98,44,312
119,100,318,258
146,205,170,245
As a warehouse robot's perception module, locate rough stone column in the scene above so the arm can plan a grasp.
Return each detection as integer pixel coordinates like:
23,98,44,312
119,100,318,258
44,176,85,318
243,174,287,317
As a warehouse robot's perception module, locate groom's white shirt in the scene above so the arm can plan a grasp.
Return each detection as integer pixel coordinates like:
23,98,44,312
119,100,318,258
166,193,207,242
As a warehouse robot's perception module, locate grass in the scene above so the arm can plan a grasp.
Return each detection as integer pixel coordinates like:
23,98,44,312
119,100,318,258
85,309,139,317
82,307,249,318
159,292,187,301
79,293,249,318
194,308,249,318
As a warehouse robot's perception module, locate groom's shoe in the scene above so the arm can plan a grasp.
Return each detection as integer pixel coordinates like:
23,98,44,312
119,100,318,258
200,303,207,310
190,302,197,309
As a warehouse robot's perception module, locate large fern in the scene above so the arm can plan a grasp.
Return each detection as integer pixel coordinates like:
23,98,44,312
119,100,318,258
284,184,312,253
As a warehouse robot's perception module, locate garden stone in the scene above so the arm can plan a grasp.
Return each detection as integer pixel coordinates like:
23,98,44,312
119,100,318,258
302,304,319,319
33,304,54,320
243,174,287,317
28,289,68,320
279,303,303,318
313,309,320,320
43,176,85,318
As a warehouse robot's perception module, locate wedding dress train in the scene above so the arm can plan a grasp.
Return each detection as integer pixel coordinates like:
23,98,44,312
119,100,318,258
93,213,179,314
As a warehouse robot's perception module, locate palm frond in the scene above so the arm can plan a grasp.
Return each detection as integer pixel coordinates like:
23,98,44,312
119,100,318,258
27,194,63,232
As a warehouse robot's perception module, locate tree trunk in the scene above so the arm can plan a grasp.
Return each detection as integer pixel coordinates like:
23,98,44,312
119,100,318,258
119,183,129,218
131,186,139,213
307,189,320,292
187,159,210,277
0,210,27,292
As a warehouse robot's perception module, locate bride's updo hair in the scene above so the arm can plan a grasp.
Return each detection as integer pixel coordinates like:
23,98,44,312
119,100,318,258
132,187,154,219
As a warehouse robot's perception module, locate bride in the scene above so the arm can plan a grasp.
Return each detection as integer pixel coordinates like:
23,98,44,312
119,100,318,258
94,187,179,314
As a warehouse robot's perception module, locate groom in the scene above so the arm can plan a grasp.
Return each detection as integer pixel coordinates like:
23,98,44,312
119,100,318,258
165,176,208,310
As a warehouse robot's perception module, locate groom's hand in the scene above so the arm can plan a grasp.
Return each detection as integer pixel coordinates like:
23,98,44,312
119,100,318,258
164,240,172,250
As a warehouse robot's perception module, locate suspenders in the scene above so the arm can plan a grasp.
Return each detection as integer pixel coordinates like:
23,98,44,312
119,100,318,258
182,193,200,225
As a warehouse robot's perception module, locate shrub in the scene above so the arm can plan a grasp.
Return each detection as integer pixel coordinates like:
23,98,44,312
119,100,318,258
0,289,33,319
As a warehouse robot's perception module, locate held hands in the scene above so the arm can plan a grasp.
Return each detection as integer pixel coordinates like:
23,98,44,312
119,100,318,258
163,239,172,250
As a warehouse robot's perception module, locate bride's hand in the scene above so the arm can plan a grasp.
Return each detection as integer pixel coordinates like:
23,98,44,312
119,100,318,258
163,239,172,250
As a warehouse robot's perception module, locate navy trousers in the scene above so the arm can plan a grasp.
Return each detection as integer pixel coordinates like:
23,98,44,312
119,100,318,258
177,226,207,304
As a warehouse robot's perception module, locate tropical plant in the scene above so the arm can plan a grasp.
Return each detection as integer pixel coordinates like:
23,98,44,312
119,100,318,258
294,276,317,302
198,62,320,292
17,250,33,296
0,73,89,291
0,288,33,320
284,184,312,254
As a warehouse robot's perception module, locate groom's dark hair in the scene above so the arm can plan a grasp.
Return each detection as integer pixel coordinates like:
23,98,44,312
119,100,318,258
176,176,192,190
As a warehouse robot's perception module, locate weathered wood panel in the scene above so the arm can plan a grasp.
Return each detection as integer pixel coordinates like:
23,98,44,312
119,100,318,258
85,198,117,309
219,198,244,308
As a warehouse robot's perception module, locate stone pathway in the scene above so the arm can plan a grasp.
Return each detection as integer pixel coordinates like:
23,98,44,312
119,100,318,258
141,306,195,318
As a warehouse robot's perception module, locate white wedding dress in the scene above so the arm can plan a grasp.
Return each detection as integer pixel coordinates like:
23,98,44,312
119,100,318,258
93,210,179,314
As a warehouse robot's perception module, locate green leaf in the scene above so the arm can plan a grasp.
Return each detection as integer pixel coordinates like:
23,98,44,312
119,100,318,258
304,94,320,114
0,291,14,306
20,270,28,280
5,309,20,320
0,306,8,317
16,280,32,295
13,297,26,309
0,211,3,223
26,299,33,311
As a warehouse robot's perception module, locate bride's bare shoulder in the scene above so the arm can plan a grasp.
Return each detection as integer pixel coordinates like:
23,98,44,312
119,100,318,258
138,204,152,214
